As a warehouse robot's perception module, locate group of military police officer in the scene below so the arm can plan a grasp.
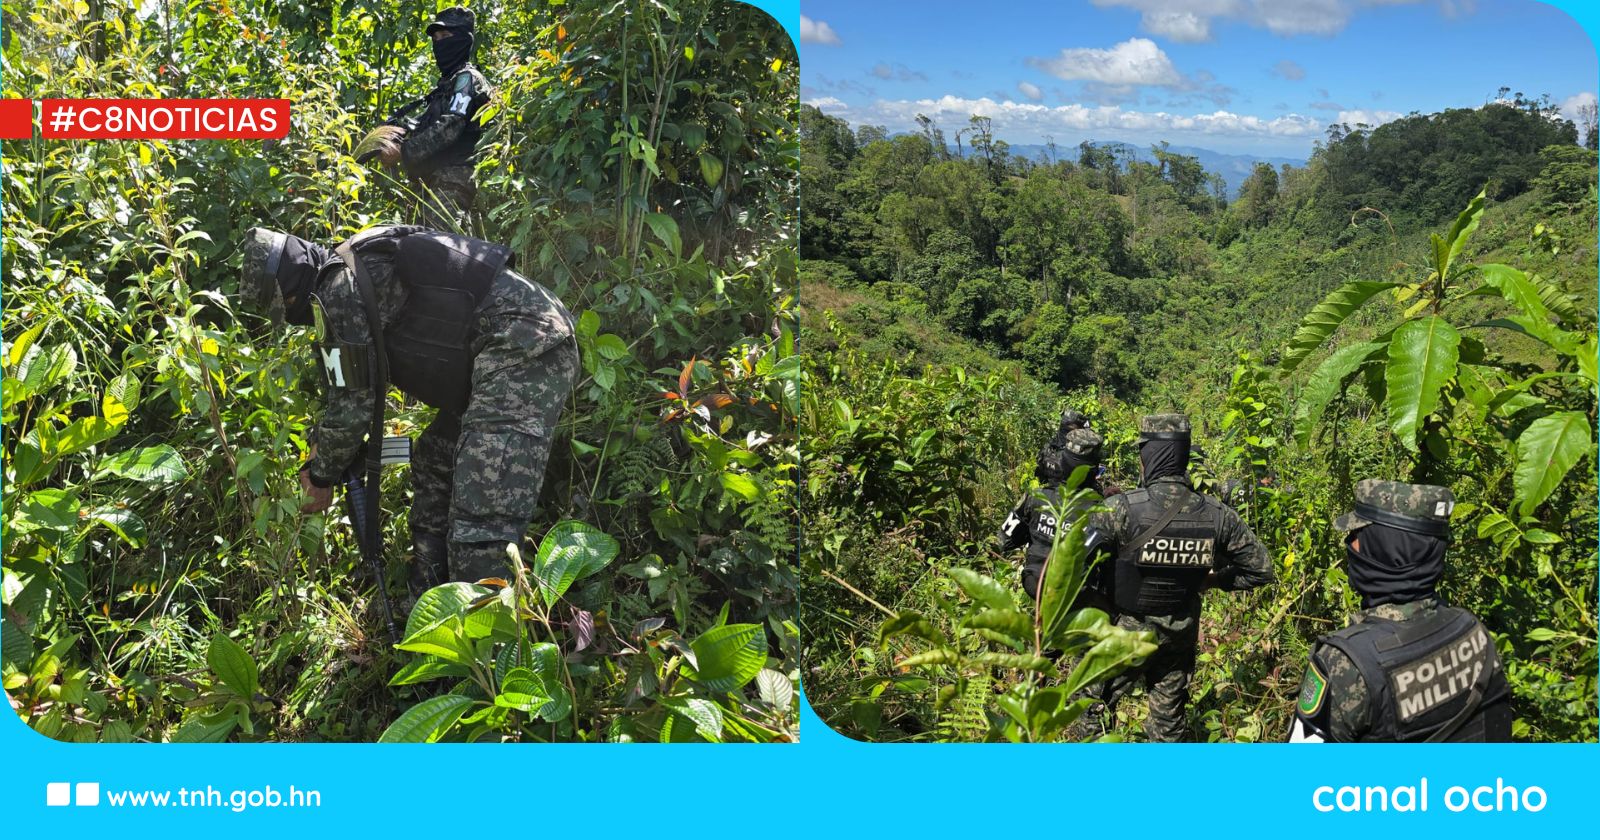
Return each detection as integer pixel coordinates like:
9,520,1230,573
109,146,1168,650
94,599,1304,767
1000,410,1512,743
227,8,1516,745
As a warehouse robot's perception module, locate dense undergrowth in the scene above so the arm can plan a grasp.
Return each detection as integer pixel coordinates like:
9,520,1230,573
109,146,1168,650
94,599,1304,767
801,102,1597,742
3,0,798,743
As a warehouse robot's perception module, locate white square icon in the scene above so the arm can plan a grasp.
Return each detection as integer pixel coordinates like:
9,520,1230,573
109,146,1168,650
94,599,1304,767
46,782,70,807
75,782,100,806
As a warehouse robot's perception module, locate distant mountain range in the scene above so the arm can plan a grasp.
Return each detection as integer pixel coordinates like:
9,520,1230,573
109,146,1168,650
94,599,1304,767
978,141,1307,199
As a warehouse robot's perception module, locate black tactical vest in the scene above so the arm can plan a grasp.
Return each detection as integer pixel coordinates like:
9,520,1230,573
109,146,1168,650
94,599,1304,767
382,230,509,413
1110,486,1220,615
415,66,490,174
1317,606,1511,742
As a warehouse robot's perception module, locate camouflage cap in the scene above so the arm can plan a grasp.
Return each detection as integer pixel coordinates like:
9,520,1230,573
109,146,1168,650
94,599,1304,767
1058,409,1090,433
240,227,288,324
1061,427,1103,458
426,6,476,35
1137,413,1191,442
1333,479,1454,538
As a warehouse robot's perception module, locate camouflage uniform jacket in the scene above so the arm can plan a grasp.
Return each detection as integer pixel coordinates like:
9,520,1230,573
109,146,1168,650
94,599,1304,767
1092,474,1273,624
302,229,572,486
401,64,493,177
1295,596,1444,742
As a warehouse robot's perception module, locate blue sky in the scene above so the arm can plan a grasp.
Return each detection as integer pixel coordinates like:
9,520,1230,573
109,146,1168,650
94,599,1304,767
800,0,1598,158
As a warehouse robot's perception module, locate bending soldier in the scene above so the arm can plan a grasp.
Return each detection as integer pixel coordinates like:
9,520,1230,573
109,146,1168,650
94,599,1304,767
1090,414,1273,741
1289,480,1512,742
240,225,577,588
999,427,1108,605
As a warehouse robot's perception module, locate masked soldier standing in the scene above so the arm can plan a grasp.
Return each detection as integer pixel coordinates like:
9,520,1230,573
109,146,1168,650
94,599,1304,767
368,7,493,229
999,427,1108,605
1090,414,1273,741
240,224,577,588
1289,480,1512,742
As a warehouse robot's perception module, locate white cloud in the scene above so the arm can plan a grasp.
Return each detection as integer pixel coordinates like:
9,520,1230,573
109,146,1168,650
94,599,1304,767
1089,0,1434,40
1271,59,1306,81
1144,10,1212,41
806,96,849,112
1018,81,1045,101
872,63,928,83
799,15,841,46
1026,38,1182,86
1335,108,1403,126
1560,91,1597,125
854,94,1329,143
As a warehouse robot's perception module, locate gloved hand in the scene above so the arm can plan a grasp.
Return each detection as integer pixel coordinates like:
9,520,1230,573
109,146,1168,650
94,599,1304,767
299,467,333,514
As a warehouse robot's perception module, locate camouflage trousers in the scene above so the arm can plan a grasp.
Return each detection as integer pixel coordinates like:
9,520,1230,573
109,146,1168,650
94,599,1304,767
413,165,476,232
407,305,578,584
1102,612,1200,742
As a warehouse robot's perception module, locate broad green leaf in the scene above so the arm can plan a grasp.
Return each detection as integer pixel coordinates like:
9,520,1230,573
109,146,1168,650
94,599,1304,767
97,444,187,483
494,666,554,712
1385,316,1460,450
972,652,1054,673
207,633,259,699
756,669,793,710
388,655,471,686
687,623,766,693
18,343,76,393
660,696,723,741
1279,282,1399,373
378,695,475,743
530,520,620,607
878,610,947,645
719,471,760,502
396,617,474,666
948,567,1012,612
53,417,117,458
6,322,44,370
899,647,960,668
1060,628,1158,697
1037,502,1094,645
1476,264,1552,325
1440,190,1486,277
1293,342,1383,446
594,333,629,360
699,153,724,188
1514,411,1593,516
88,507,146,547
404,582,489,639
642,212,681,256
966,608,1032,641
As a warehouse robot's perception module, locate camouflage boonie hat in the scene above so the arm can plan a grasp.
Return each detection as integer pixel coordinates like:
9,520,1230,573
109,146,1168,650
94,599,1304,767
1333,479,1454,538
1137,413,1190,442
426,6,476,35
241,227,288,324
1061,427,1103,458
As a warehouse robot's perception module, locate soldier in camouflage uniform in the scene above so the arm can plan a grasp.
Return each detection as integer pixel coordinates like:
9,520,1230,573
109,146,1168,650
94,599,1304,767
240,224,577,586
1289,480,1511,742
368,7,493,230
1089,414,1273,741
999,427,1109,606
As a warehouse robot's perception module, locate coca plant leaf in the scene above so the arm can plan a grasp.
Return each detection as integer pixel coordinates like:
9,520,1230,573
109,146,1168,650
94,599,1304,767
1514,411,1593,517
687,623,766,693
1278,281,1399,373
206,633,259,700
1385,316,1460,451
378,694,475,743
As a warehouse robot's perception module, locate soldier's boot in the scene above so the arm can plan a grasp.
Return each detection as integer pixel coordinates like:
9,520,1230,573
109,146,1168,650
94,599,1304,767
408,531,450,601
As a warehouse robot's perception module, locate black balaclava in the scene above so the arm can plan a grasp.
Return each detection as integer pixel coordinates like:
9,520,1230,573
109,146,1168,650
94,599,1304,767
276,235,334,326
1344,524,1446,608
432,29,473,77
1138,438,1189,484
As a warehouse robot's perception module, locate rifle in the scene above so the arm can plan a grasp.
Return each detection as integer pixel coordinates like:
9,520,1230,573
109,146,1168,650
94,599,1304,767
355,96,428,164
340,435,412,645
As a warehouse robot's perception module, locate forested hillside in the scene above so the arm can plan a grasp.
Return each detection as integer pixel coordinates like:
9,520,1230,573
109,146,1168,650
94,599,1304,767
800,99,1598,742
4,0,798,743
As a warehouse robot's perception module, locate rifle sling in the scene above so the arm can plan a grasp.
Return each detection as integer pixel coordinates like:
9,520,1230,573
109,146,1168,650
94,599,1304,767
336,243,388,556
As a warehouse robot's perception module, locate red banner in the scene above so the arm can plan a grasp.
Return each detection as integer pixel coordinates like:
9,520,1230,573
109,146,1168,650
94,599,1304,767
38,99,291,139
0,99,33,139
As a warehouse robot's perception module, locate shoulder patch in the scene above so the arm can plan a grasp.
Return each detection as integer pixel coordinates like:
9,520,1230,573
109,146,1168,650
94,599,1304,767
1298,658,1328,717
453,71,473,92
